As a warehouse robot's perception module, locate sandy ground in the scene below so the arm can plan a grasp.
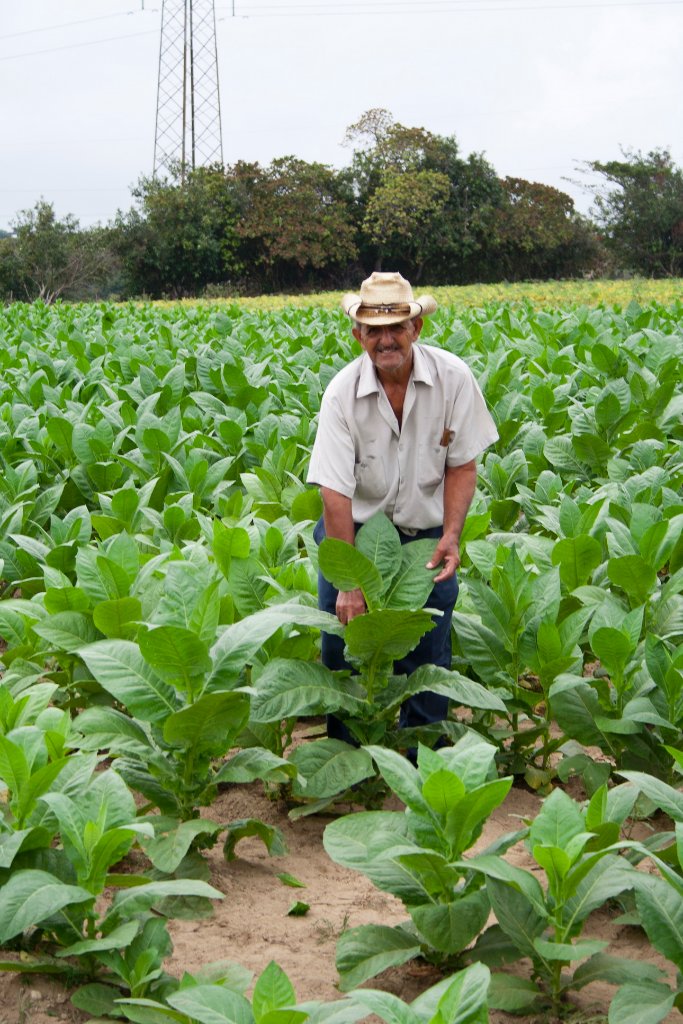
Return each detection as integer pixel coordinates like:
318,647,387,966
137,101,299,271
2,774,681,1024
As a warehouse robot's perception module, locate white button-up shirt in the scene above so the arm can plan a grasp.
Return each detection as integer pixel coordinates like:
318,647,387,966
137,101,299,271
307,343,498,530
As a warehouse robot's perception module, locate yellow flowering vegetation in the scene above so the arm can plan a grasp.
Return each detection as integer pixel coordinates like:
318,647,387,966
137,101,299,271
158,278,683,313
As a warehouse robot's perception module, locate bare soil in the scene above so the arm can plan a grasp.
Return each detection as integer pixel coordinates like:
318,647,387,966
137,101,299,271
2,777,680,1024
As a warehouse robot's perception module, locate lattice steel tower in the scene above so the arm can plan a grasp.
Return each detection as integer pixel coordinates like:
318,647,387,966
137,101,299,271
153,0,224,178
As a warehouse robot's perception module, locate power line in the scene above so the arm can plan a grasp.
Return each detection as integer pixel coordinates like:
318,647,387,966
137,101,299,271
0,9,154,42
223,0,681,6
0,0,678,62
0,28,158,62
218,0,683,12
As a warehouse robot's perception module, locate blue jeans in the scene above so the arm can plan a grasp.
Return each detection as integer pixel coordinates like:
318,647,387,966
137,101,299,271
313,517,458,743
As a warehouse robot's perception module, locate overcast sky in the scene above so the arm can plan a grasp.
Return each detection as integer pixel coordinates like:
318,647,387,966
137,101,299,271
1,0,681,230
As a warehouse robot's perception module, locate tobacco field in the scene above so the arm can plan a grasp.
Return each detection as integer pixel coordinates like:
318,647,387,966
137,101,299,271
0,288,682,1024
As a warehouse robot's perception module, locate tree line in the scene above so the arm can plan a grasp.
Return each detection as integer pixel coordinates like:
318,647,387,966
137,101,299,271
1,109,682,302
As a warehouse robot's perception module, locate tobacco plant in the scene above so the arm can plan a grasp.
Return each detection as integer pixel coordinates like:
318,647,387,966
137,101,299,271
102,957,491,1024
606,771,683,1022
465,785,646,1016
0,761,222,1005
74,587,340,862
323,735,517,988
250,515,505,812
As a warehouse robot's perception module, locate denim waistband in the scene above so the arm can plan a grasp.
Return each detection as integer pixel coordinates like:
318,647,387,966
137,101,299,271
313,517,442,545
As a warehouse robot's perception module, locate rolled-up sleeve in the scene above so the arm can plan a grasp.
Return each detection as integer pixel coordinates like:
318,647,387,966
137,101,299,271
306,390,357,498
446,373,499,467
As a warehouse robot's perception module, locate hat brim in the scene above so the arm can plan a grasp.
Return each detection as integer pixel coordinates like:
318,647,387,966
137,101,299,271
342,294,437,326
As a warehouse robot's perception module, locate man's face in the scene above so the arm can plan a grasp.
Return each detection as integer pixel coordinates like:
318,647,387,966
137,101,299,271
353,317,423,379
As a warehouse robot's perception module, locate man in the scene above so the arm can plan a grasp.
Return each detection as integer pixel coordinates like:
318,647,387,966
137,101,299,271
307,271,498,740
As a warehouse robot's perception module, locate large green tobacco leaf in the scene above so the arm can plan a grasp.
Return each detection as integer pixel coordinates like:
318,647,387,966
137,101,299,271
551,535,603,590
409,963,491,1023
485,877,547,960
252,960,296,1017
572,953,666,990
323,813,428,906
167,984,254,1024
92,596,143,639
213,521,251,578
318,539,384,609
289,739,373,799
608,982,675,1024
344,610,435,663
562,856,636,929
215,749,297,786
0,829,50,870
163,692,250,752
618,772,683,821
549,676,606,747
106,879,224,926
355,513,402,591
451,613,510,681
0,870,92,942
407,664,507,712
529,788,585,849
607,554,658,607
431,961,491,1024
336,924,421,991
32,611,99,652
75,706,153,758
487,974,542,1013
363,746,431,816
210,602,342,678
141,819,225,873
323,811,417,871
347,988,421,1024
139,625,213,687
383,540,439,610
223,819,286,861
410,890,489,953
56,919,140,958
633,873,683,972
250,658,365,722
79,640,178,723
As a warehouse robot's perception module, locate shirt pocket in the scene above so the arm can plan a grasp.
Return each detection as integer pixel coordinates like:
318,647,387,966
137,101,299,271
418,442,447,489
353,455,387,499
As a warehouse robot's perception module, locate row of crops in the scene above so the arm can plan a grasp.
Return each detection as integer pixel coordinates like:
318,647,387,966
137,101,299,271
0,295,682,1023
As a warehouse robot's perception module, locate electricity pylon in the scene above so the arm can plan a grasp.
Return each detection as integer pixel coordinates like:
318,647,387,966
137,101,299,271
153,0,224,179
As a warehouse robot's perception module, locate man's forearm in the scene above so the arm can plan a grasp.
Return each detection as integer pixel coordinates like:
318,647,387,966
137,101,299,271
442,461,478,543
320,487,356,544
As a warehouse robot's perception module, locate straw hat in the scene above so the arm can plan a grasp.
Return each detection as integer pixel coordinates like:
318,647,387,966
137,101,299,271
342,272,438,326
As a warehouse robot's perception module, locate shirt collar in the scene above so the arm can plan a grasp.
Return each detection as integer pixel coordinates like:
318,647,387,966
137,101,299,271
356,344,434,398
411,344,434,386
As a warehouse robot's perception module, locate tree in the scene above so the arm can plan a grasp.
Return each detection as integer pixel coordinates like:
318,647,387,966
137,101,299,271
233,157,357,290
586,148,683,276
0,201,116,303
344,109,503,283
362,170,450,277
490,178,599,280
114,164,241,298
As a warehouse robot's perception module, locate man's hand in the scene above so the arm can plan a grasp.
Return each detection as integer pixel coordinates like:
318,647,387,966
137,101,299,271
426,534,460,582
336,587,366,624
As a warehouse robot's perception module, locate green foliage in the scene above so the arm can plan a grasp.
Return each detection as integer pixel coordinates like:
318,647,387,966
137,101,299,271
264,515,503,811
0,200,116,303
0,294,680,1021
323,736,516,988
587,147,683,277
467,784,641,1015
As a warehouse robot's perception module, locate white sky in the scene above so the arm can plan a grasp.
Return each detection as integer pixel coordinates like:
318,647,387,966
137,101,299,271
1,0,681,230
